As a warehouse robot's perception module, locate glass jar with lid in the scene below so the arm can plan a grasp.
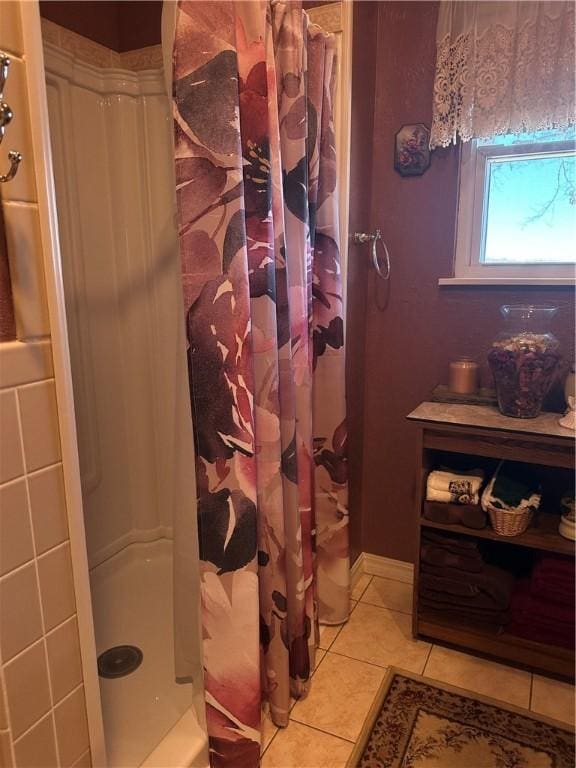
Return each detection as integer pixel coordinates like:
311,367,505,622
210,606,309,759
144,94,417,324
488,305,562,418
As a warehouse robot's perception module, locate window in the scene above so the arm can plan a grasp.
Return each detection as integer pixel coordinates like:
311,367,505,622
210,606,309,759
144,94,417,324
448,127,576,284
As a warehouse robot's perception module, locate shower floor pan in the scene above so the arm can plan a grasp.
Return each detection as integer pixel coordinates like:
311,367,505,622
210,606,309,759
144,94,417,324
90,539,208,767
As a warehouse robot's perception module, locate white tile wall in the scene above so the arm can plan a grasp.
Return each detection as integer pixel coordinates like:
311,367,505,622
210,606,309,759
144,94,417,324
0,479,34,575
0,342,89,767
0,3,23,58
2,203,50,339
0,1,90,756
0,391,24,483
17,379,61,472
0,340,53,389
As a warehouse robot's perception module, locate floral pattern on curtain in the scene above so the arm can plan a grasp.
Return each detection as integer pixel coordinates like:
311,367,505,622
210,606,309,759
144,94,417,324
172,1,349,765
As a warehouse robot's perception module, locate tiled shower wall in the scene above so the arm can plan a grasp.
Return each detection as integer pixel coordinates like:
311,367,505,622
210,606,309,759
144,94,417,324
0,344,89,768
0,3,90,766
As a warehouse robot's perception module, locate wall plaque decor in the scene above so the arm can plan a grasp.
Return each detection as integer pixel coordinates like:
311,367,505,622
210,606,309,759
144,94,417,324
394,123,431,177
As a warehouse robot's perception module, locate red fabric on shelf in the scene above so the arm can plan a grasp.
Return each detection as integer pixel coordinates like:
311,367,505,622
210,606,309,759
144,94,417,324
509,580,575,650
530,556,575,606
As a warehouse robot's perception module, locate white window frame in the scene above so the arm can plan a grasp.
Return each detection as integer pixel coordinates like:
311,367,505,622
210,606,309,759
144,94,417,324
440,137,576,286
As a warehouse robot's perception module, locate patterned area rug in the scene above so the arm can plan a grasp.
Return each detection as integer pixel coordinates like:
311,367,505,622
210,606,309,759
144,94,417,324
348,669,574,768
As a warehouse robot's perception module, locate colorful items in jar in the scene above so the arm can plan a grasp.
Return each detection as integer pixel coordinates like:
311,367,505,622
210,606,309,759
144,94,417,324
488,332,561,418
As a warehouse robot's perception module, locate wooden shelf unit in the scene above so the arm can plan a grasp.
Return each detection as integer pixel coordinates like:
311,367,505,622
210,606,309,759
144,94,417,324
408,402,575,680
422,504,575,557
418,613,573,679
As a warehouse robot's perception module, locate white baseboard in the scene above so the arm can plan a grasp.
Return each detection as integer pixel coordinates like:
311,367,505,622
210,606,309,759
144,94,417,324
352,552,414,586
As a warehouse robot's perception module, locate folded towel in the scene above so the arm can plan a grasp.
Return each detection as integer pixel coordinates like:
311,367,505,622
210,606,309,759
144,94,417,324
533,556,575,582
474,565,515,609
421,606,507,632
534,572,575,591
420,565,514,610
427,489,481,505
421,543,484,573
531,574,575,606
508,581,575,648
509,584,574,649
422,531,480,552
423,501,487,529
420,573,480,598
421,562,478,580
420,598,510,625
419,587,508,613
511,581,575,626
481,461,541,513
426,469,484,505
536,557,575,574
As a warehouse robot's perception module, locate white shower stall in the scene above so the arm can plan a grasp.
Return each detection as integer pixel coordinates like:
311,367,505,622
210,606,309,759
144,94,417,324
42,23,207,768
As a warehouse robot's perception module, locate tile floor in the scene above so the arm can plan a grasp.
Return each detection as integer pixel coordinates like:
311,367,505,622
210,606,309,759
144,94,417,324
261,574,576,767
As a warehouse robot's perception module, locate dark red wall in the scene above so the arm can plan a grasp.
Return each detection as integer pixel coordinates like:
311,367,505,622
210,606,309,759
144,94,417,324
347,0,379,564
40,1,162,52
40,2,121,49
39,1,332,52
118,2,163,52
347,1,576,565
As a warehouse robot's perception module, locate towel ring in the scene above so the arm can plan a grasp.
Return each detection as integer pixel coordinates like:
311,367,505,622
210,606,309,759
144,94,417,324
352,229,391,280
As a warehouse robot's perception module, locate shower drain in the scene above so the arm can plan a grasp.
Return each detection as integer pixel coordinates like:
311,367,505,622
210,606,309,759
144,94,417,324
97,645,143,679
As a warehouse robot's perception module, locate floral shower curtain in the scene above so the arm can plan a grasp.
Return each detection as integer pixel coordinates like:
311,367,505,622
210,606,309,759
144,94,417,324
172,1,349,765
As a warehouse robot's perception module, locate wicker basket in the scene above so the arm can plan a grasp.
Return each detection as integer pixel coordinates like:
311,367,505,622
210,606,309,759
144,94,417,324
487,505,533,537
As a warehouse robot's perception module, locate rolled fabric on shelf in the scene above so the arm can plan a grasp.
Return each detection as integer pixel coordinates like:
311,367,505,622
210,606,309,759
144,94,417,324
426,469,484,505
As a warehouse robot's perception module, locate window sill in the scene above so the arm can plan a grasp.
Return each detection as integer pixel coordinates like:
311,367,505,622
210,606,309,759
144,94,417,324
439,276,576,287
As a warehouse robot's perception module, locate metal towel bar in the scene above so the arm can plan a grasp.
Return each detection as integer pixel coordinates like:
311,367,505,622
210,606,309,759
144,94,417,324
352,229,391,280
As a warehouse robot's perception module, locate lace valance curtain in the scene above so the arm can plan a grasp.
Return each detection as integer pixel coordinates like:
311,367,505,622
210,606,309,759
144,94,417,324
430,1,576,148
